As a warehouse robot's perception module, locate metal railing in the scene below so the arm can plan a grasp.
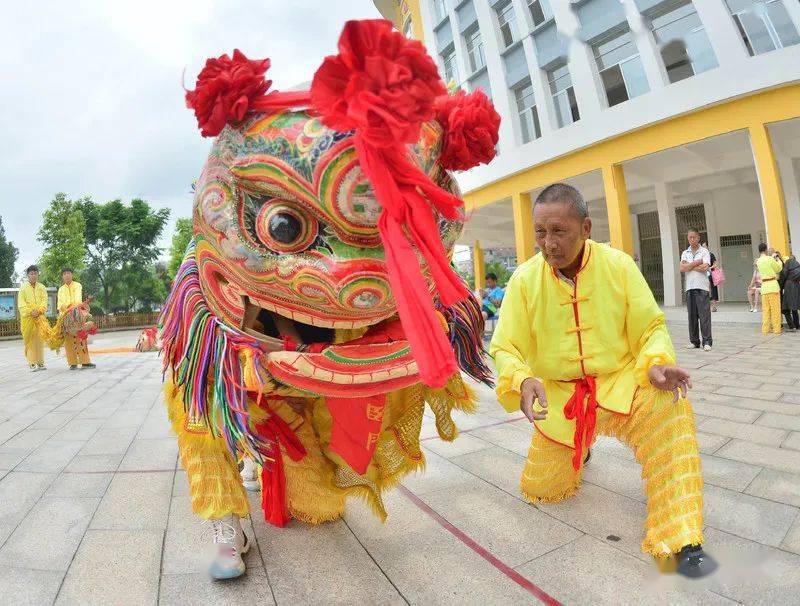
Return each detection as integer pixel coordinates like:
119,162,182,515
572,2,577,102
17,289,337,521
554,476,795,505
0,312,159,338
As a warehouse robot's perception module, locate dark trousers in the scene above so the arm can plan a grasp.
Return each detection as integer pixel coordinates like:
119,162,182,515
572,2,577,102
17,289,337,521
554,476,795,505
687,289,712,347
785,309,800,329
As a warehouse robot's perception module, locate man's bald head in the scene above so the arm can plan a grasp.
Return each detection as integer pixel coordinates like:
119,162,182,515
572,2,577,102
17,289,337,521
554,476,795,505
534,183,588,220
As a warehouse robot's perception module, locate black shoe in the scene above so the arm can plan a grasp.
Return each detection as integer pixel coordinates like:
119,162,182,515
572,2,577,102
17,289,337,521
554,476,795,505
676,545,717,579
81,363,96,369
69,365,78,370
583,448,591,465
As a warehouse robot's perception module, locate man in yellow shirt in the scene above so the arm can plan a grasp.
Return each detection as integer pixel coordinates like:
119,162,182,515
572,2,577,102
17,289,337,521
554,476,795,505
18,265,49,371
57,268,96,370
490,184,715,578
755,243,783,334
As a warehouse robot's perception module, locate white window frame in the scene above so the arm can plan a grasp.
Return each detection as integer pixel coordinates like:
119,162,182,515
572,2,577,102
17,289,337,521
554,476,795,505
441,49,459,85
514,83,541,143
593,32,646,106
496,1,518,48
730,0,796,54
433,0,447,23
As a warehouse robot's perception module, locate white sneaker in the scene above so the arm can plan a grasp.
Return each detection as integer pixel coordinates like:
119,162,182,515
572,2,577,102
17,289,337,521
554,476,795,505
37,363,46,370
206,515,249,580
686,343,698,349
29,364,38,372
703,344,712,351
240,457,261,493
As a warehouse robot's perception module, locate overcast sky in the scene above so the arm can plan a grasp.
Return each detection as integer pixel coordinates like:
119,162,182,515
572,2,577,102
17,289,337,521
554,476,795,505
0,0,382,279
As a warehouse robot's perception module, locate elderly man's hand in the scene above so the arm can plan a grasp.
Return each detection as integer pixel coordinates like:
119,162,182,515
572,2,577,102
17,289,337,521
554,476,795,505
30,309,40,318
648,365,692,402
520,378,548,422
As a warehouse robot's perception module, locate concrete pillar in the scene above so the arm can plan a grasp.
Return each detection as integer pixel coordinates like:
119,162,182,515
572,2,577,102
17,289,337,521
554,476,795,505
778,156,800,257
602,164,635,255
549,0,605,118
472,0,517,148
654,182,680,307
512,192,536,264
473,240,486,291
749,123,791,256
693,1,750,64
621,0,669,91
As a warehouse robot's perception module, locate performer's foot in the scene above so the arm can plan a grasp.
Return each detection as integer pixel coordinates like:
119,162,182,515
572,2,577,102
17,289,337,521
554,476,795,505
81,363,96,369
676,544,717,579
583,448,591,465
240,458,260,493
29,364,38,372
69,365,78,370
207,515,249,580
685,343,699,349
37,363,46,370
703,344,712,351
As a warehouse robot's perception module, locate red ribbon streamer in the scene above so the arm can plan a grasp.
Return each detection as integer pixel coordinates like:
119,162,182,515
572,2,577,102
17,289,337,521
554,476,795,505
563,376,598,471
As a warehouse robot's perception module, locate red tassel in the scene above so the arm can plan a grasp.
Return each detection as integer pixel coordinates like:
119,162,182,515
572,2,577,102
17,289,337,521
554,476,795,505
261,444,290,528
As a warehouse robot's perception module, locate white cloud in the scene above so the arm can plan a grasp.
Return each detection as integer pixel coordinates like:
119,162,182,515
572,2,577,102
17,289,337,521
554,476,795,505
0,0,381,279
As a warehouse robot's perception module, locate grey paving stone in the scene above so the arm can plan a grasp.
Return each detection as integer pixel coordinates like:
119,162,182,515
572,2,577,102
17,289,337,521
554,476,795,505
0,567,65,605
79,427,137,455
696,431,729,454
782,431,800,451
1,427,56,452
0,448,30,470
118,438,178,472
0,471,55,526
692,402,761,423
756,412,800,431
172,470,189,496
159,567,276,606
101,408,148,429
698,417,787,446
582,450,646,501
29,410,74,430
46,472,113,499
699,454,762,492
517,534,734,605
746,469,800,507
64,453,123,473
421,432,493,459
399,449,475,497
16,439,83,473
703,484,798,547
0,496,100,571
51,416,104,441
716,439,800,474
449,445,525,497
343,492,536,605
783,513,800,555
91,471,173,531
55,529,163,606
467,420,533,457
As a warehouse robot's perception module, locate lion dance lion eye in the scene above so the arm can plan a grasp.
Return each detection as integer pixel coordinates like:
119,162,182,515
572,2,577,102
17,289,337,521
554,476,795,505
254,202,318,253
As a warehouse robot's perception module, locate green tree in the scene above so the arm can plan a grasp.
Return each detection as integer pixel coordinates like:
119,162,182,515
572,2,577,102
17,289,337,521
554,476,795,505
0,217,19,287
116,262,169,312
485,261,513,287
80,198,170,312
37,193,87,285
168,217,194,280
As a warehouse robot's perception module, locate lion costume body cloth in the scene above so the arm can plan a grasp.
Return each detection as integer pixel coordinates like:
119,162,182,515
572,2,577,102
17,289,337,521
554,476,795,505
160,19,500,526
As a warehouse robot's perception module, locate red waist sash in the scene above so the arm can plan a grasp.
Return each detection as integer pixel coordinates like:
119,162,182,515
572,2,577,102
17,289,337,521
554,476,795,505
563,376,598,471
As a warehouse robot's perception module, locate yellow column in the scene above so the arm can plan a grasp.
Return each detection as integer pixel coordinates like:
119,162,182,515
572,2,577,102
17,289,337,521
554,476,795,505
749,123,791,255
602,164,634,255
512,192,535,265
473,241,485,291
403,0,426,44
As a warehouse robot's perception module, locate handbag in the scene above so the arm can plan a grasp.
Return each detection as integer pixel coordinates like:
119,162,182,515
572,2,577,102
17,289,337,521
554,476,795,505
711,267,725,286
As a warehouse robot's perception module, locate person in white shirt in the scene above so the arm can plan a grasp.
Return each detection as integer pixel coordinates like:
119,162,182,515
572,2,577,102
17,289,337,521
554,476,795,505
679,229,712,350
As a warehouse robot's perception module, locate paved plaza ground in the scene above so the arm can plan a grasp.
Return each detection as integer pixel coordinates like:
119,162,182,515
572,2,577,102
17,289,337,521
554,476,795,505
1,317,799,605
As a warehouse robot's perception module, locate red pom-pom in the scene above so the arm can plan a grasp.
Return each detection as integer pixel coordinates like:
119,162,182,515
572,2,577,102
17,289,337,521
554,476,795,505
311,19,447,148
185,50,272,137
434,90,500,171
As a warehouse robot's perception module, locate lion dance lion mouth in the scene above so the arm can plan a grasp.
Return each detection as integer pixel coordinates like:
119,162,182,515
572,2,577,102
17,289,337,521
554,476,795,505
160,20,499,526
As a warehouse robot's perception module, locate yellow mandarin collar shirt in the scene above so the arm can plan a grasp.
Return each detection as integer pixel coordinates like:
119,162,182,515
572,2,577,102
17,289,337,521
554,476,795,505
57,281,83,313
489,240,675,447
18,282,48,316
755,255,783,295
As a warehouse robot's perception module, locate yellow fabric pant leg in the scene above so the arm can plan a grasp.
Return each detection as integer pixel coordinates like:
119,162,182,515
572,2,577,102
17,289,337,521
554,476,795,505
601,386,704,558
761,292,781,334
65,334,79,366
520,431,581,503
76,337,91,364
165,386,249,520
24,331,44,365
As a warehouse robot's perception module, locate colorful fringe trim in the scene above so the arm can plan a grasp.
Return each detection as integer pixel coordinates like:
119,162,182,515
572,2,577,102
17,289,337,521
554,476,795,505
438,293,494,387
159,238,271,461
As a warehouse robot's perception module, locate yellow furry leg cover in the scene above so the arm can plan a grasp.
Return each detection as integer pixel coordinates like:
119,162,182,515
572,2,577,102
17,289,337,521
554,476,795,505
520,430,581,504
164,382,249,520
601,387,704,558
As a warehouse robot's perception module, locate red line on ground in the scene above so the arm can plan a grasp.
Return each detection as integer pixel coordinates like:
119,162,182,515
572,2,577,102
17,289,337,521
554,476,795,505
419,415,527,442
397,484,562,606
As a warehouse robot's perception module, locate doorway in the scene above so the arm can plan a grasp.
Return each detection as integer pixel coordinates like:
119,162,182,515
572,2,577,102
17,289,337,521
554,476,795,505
637,211,664,302
719,234,753,302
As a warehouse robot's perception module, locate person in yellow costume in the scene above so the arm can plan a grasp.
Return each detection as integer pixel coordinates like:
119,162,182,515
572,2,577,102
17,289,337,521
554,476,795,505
755,243,783,335
57,268,96,370
18,265,50,371
490,184,716,578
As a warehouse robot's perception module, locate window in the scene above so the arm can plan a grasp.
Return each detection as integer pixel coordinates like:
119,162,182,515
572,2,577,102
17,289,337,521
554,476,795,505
433,0,447,22
726,0,800,56
651,1,717,83
465,28,486,73
592,30,649,107
496,2,518,48
528,0,551,27
513,81,541,143
547,65,580,128
441,49,458,85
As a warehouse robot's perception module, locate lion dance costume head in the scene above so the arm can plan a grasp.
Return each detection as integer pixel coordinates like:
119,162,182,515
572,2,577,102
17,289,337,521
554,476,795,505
161,19,499,525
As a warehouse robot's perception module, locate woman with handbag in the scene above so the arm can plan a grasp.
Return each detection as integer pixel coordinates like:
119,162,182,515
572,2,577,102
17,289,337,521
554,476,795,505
779,252,800,331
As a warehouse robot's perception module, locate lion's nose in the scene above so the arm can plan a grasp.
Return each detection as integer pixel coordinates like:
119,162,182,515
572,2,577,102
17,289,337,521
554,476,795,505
341,280,391,311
